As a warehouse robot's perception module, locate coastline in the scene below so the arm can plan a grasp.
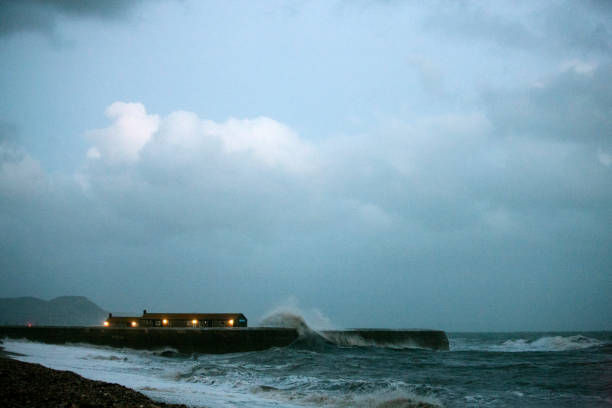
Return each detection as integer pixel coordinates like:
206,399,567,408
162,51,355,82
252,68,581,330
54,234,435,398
0,342,188,408
0,326,450,352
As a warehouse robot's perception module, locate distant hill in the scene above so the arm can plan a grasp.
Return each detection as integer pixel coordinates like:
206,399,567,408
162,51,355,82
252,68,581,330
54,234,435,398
0,296,108,326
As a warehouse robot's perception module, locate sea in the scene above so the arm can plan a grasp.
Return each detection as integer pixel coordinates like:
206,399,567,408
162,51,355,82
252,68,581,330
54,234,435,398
2,317,611,407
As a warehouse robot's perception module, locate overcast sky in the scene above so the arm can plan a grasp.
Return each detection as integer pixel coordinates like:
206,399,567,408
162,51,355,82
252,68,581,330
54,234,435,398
0,0,610,331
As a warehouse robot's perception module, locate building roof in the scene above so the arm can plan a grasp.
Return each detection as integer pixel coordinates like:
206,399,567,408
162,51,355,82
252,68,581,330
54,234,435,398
107,316,140,322
142,313,246,320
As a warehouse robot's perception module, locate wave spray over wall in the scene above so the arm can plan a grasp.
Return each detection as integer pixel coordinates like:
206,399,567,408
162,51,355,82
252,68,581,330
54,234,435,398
260,311,335,350
259,299,449,351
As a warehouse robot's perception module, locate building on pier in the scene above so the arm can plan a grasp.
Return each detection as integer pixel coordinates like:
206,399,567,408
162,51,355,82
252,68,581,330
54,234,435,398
103,310,247,328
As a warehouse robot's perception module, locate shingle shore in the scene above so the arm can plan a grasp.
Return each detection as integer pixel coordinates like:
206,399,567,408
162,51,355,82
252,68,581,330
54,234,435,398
0,345,189,408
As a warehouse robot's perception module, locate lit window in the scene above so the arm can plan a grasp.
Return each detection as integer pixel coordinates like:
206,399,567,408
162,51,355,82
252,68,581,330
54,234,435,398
162,319,168,326
131,321,138,327
228,319,234,326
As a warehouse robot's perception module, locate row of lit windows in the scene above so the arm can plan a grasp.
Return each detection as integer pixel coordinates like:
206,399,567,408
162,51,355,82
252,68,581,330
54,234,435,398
103,319,234,327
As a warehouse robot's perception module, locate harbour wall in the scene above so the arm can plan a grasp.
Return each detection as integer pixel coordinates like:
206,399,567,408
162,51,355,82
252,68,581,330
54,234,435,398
323,329,449,350
0,326,298,354
0,326,449,353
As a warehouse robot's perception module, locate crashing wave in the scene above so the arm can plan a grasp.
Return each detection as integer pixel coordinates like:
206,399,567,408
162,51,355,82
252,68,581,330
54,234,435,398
260,312,439,351
260,312,311,336
453,334,604,352
495,335,603,352
260,312,333,350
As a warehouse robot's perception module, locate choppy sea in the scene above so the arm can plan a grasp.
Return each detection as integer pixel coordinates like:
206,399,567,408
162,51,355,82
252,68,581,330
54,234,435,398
3,323,611,407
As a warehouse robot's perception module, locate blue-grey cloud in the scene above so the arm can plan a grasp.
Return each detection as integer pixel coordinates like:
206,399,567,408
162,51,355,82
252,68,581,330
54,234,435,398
0,0,146,37
1,0,610,331
1,94,610,330
484,64,612,147
426,1,612,54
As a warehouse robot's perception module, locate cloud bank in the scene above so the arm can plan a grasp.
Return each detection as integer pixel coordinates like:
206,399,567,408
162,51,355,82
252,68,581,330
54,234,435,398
1,0,610,331
1,58,610,330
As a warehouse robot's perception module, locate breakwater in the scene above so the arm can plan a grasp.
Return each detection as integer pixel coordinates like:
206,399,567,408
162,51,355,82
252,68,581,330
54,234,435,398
323,329,449,350
0,326,449,352
0,326,298,354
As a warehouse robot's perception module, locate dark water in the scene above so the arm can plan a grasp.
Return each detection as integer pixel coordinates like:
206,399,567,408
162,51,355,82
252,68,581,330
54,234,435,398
5,330,612,407
197,331,612,407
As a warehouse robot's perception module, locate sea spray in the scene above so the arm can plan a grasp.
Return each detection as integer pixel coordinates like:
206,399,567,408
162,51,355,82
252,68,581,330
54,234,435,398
260,312,311,336
260,312,334,350
258,296,335,331
259,297,338,351
260,312,445,350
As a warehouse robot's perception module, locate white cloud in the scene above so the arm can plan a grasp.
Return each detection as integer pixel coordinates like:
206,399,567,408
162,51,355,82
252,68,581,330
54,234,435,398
86,102,160,163
76,102,325,237
203,116,317,174
75,101,612,241
156,111,203,150
86,102,317,174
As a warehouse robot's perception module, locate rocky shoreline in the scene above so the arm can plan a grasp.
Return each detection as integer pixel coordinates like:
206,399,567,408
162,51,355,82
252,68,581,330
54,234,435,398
0,344,189,408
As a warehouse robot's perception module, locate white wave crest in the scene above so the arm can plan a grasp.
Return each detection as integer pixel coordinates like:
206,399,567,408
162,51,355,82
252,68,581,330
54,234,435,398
452,334,604,352
495,335,602,352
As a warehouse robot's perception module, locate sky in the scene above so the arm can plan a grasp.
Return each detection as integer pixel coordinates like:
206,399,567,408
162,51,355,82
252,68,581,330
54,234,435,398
0,0,610,332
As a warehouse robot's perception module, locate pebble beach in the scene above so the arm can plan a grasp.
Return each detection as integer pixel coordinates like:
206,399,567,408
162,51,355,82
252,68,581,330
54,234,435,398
0,343,187,408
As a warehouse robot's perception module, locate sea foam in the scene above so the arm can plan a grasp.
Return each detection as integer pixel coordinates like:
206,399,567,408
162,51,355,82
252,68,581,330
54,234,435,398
495,335,603,352
451,334,604,352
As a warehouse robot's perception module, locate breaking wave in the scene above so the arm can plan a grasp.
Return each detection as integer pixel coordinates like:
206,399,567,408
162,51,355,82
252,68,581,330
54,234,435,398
493,335,603,352
260,312,333,350
452,334,604,352
4,330,609,408
259,312,430,351
260,312,311,335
